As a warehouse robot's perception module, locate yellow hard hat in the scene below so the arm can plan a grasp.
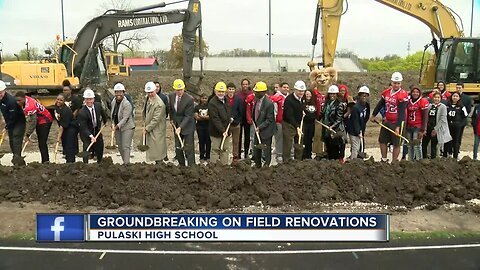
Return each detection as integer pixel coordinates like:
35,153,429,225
215,82,227,92
173,79,185,90
253,81,268,92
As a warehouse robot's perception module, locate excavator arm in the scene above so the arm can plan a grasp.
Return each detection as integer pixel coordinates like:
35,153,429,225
66,0,202,91
312,0,464,69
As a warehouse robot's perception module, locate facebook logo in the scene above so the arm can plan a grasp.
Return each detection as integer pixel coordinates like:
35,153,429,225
37,214,85,242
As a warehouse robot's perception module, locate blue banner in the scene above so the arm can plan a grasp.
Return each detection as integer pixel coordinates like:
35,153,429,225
37,214,85,242
89,214,388,230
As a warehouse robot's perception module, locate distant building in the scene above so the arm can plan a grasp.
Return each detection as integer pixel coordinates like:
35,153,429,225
124,58,159,71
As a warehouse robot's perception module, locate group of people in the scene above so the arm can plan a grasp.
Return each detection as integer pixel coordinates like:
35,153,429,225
1,71,479,166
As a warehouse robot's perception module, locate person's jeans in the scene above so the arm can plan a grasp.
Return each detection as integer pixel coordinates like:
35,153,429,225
473,134,480,160
406,127,422,161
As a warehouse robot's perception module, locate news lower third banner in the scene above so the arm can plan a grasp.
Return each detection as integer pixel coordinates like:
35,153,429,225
37,213,389,242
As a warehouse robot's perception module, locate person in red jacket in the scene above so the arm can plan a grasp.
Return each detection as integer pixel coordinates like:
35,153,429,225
428,81,451,101
406,86,429,160
15,92,53,163
269,82,289,163
370,72,409,162
236,79,253,159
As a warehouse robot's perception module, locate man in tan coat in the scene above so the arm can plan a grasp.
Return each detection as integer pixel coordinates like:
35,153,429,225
143,81,167,164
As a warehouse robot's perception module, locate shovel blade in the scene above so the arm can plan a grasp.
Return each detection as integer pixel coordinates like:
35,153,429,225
137,145,149,152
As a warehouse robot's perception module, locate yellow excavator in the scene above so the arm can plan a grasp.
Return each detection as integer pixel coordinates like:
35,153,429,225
104,52,130,77
310,0,480,96
0,0,204,108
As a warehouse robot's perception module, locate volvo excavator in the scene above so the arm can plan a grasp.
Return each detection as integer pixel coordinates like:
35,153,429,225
310,0,480,97
0,0,203,108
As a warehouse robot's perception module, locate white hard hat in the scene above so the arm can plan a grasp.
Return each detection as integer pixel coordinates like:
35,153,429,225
358,86,370,95
391,72,403,82
293,80,306,91
83,88,95,99
113,83,125,91
144,81,156,93
0,80,6,91
327,85,339,94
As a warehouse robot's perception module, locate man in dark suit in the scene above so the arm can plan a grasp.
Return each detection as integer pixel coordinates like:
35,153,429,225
78,88,108,163
252,81,276,168
169,79,195,166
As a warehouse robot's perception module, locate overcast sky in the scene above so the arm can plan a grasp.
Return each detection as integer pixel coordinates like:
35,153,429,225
0,0,478,57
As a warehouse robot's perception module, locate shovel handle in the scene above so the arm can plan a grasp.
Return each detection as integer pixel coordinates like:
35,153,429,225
54,141,59,163
376,122,410,144
171,122,185,148
110,125,115,147
220,121,232,150
86,125,106,152
252,121,263,145
0,129,5,146
21,134,33,156
315,120,336,134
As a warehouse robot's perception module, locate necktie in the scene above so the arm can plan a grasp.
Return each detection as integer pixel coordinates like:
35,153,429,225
255,100,261,122
175,96,180,111
90,107,96,128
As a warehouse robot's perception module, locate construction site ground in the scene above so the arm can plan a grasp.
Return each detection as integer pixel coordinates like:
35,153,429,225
0,70,479,238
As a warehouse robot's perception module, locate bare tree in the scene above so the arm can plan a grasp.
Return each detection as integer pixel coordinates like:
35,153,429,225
98,0,153,53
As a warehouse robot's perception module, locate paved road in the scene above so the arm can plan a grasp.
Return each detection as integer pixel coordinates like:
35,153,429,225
1,238,479,269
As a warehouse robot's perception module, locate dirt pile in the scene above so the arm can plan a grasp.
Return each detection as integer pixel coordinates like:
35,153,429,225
0,158,479,210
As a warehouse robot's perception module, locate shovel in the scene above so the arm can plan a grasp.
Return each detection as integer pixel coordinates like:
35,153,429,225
315,120,337,135
21,134,34,158
137,127,149,152
252,121,267,150
358,132,368,159
0,129,5,158
293,114,306,151
375,121,410,144
53,141,60,163
106,124,117,150
80,125,106,158
219,119,234,151
171,122,185,150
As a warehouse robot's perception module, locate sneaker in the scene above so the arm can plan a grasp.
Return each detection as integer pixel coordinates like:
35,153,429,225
381,158,389,163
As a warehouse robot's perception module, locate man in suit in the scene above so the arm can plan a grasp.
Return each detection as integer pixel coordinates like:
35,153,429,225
252,81,276,168
111,83,135,164
169,79,195,166
283,80,306,162
208,82,232,165
78,88,108,163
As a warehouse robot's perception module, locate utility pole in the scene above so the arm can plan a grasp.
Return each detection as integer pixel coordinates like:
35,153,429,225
25,42,30,61
61,0,66,41
470,0,474,37
0,42,3,80
268,0,272,57
407,41,411,56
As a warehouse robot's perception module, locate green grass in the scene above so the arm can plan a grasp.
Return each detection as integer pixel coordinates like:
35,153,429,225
7,232,36,241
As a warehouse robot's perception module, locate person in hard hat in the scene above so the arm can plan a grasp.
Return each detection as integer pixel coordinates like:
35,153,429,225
111,83,135,164
77,87,108,163
208,82,232,165
252,81,276,168
169,79,195,166
346,86,370,159
15,91,53,164
194,93,211,163
53,93,78,163
321,85,348,162
226,82,242,162
282,80,306,162
236,79,253,159
370,72,409,162
404,86,429,160
0,80,26,165
143,81,167,164
269,82,290,163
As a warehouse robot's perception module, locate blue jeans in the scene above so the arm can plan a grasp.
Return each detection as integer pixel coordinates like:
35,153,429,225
407,127,422,161
474,134,480,160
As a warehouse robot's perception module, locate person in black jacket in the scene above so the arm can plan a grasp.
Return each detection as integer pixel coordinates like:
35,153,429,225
302,90,317,159
455,82,472,150
252,81,276,168
346,86,370,159
321,85,348,161
444,92,468,159
194,94,211,163
154,81,169,118
208,82,232,165
282,80,306,162
54,94,78,163
226,82,243,162
77,88,108,163
0,80,26,165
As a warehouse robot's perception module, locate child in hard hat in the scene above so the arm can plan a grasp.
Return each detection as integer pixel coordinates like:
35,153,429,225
194,93,211,163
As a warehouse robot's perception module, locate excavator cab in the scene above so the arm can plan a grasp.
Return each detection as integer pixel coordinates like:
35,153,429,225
436,38,480,94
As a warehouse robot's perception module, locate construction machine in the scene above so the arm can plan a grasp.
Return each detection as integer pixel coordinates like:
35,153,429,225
104,52,130,77
310,0,480,96
0,0,204,108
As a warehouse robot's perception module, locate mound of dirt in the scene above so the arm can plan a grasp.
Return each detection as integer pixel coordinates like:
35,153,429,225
0,158,479,210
